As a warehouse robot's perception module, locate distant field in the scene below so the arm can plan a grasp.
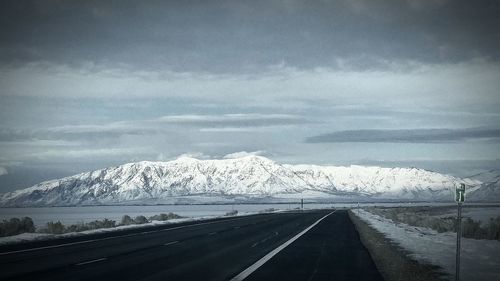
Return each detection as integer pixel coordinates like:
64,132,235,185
366,204,500,240
1,202,498,228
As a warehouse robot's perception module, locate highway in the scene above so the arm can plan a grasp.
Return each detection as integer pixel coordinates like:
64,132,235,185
0,210,383,281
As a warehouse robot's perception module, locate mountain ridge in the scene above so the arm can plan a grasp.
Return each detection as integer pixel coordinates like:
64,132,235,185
1,155,496,207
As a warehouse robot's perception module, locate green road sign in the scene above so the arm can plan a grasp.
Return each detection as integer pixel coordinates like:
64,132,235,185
455,183,466,203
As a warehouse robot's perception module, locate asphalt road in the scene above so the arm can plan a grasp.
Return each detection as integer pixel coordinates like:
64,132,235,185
0,209,383,281
244,211,384,281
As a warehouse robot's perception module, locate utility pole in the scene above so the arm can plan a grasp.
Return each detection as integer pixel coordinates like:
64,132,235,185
301,198,303,211
455,183,465,281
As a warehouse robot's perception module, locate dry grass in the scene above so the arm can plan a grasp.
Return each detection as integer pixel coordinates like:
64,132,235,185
367,207,500,240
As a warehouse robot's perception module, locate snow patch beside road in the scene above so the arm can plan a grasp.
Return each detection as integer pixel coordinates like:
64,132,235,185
355,209,500,281
0,211,270,246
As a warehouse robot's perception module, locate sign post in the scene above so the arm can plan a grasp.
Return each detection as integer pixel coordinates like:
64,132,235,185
455,183,465,203
455,183,465,281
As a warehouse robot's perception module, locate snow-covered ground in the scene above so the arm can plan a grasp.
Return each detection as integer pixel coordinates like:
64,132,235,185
356,209,500,281
0,210,271,246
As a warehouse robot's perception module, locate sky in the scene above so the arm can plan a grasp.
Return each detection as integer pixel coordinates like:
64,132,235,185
1,0,500,192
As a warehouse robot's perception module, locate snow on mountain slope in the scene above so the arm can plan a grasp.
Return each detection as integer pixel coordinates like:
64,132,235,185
288,164,476,199
0,155,487,207
465,169,500,201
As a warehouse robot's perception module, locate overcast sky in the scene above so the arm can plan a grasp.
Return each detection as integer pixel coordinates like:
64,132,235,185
1,0,500,192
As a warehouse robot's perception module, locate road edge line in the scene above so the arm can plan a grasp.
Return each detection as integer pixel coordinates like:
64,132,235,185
230,210,335,281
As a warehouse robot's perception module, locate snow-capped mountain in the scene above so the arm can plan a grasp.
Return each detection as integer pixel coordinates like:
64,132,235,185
0,155,490,207
465,169,500,201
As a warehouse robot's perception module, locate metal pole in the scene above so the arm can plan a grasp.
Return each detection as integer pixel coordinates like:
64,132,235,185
455,202,462,281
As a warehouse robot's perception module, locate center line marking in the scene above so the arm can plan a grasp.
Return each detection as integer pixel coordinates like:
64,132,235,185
164,241,179,246
251,231,279,248
75,257,107,266
230,210,336,281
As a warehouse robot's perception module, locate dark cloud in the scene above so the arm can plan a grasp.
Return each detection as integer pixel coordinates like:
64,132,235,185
156,114,309,128
0,126,155,143
0,113,308,143
0,0,499,72
1,1,500,192
352,159,500,178
0,165,70,192
305,128,500,143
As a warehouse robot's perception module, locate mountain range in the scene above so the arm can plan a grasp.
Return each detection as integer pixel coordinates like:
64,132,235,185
1,155,498,207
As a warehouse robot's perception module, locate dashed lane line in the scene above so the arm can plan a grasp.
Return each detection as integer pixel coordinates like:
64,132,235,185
75,257,107,266
163,241,179,246
251,232,279,248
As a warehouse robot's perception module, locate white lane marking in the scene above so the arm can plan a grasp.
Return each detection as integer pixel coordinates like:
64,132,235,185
251,232,279,248
163,241,179,246
230,210,336,281
233,226,241,229
0,215,269,256
208,232,217,235
75,257,107,266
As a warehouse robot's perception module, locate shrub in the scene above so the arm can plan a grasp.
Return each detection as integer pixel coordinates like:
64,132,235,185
462,217,486,239
44,221,65,234
0,217,36,237
225,210,238,216
40,218,116,234
134,215,149,224
65,222,90,233
86,218,116,230
368,207,500,241
5,218,22,236
149,212,182,221
485,216,500,240
20,217,36,233
121,215,135,225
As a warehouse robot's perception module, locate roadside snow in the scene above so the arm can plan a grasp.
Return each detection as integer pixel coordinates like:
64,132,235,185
356,209,500,281
0,217,204,246
0,211,268,246
0,232,54,244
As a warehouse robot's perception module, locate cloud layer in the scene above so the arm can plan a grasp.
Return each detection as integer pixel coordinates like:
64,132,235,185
1,0,499,72
0,1,499,192
223,151,266,159
306,128,500,143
